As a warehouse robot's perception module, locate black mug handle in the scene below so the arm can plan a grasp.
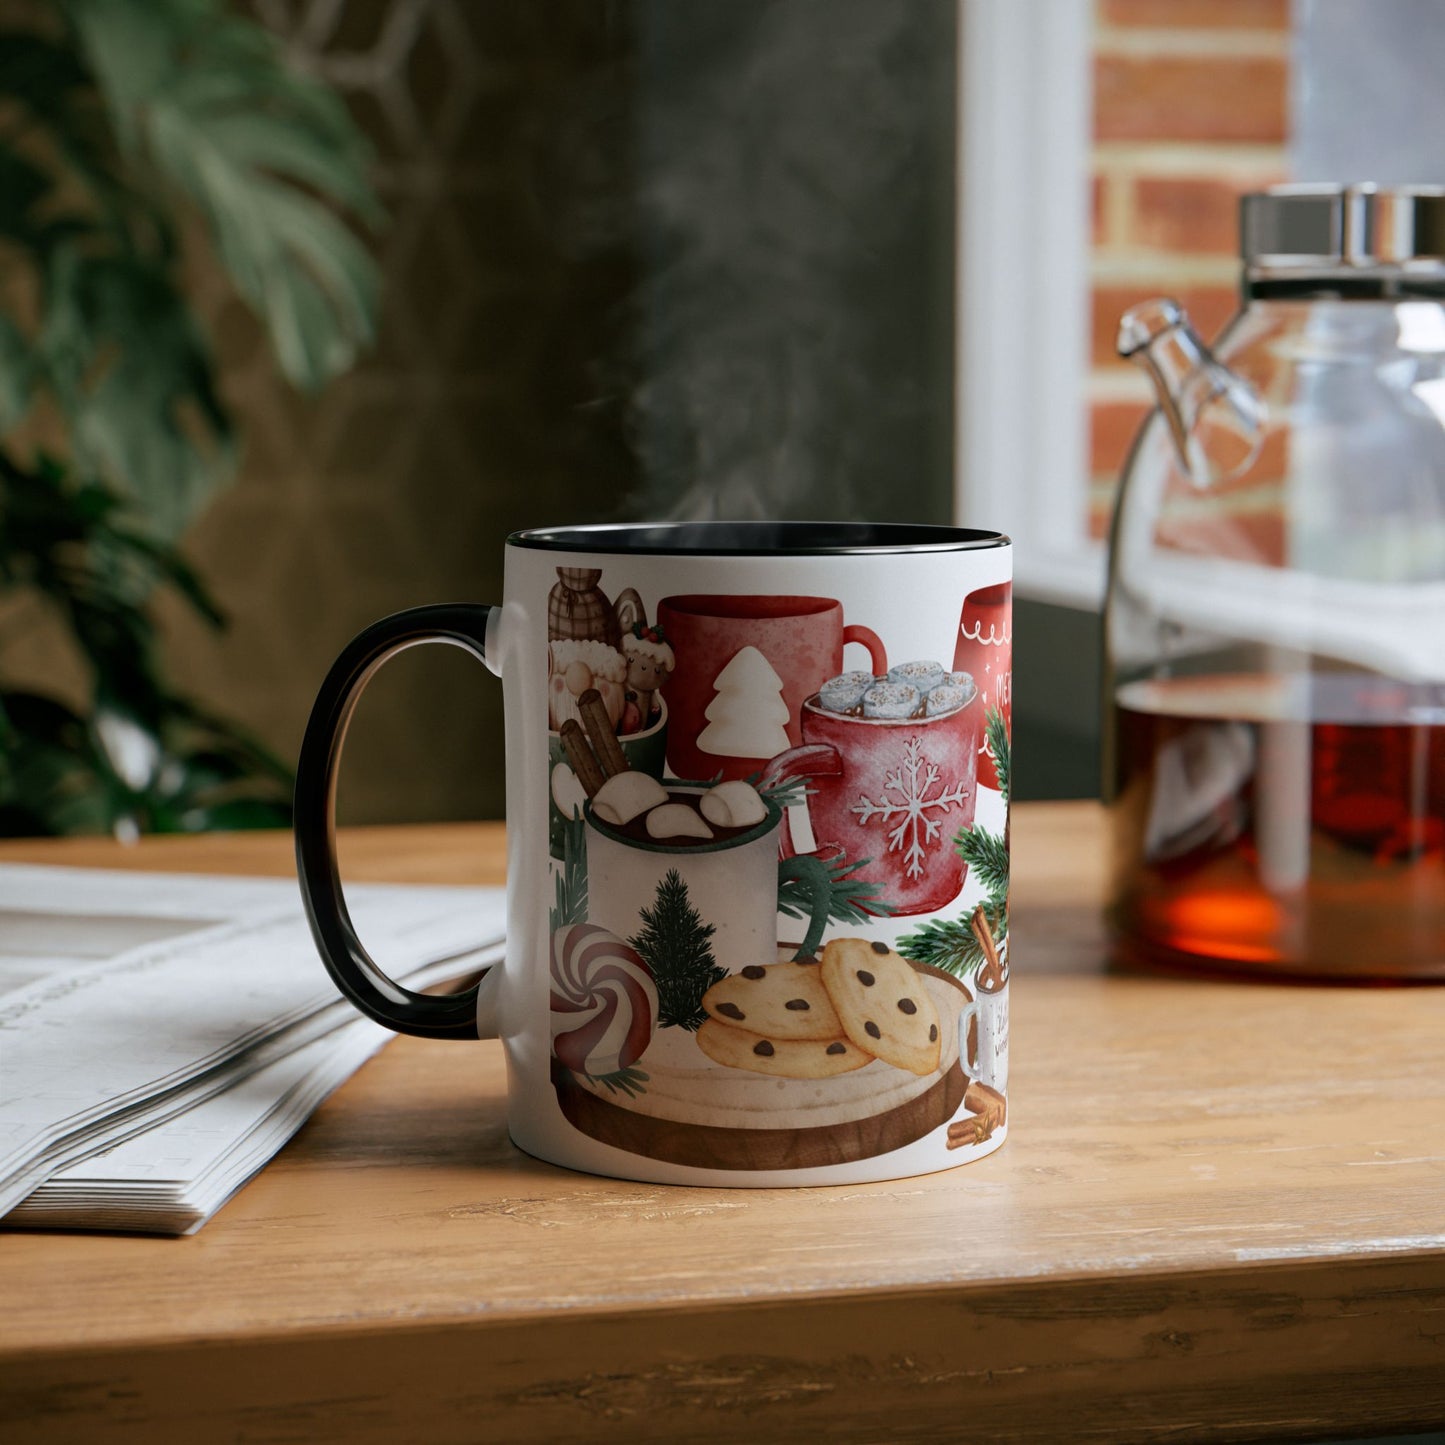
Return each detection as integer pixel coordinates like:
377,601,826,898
295,603,499,1040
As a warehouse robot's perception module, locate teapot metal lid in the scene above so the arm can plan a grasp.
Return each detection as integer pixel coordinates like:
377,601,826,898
1242,184,1445,274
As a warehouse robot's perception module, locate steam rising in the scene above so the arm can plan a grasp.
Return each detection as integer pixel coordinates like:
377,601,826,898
612,1,950,521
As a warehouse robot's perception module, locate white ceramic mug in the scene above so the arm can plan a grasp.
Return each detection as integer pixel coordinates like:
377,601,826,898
295,521,1012,1187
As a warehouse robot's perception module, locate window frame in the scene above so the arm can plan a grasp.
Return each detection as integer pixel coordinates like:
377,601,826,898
955,0,1104,610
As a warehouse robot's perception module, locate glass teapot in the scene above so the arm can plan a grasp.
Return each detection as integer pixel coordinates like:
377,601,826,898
1104,184,1445,980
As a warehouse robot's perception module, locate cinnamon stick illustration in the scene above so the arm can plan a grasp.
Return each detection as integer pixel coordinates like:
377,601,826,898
946,1120,986,1150
560,719,607,797
970,904,1005,991
947,1083,1006,1147
578,688,628,779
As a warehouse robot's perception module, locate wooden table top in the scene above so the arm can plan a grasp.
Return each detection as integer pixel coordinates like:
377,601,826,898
2,803,1443,1444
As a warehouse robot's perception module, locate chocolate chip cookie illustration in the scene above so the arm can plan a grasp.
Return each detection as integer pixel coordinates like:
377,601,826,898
819,937,942,1076
701,960,844,1041
696,1019,875,1079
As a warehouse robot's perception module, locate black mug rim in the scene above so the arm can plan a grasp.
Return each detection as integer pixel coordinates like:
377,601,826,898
508,520,1010,556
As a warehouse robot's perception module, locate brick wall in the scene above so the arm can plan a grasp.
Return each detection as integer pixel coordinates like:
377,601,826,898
1088,0,1290,538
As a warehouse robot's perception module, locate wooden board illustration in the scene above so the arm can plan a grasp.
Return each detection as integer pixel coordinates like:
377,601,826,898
553,962,979,1171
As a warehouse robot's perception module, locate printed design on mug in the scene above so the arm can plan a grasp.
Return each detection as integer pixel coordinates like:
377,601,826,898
849,733,971,882
954,580,1012,791
894,704,1011,1111
546,568,671,860
544,572,1008,1172
549,924,657,1093
773,670,980,917
697,647,790,760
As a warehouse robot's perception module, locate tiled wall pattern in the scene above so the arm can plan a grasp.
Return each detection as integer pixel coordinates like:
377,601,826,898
1088,0,1290,538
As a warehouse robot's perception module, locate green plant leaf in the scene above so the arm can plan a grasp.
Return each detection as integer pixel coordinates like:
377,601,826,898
163,696,294,773
0,689,115,836
752,768,813,811
0,453,295,836
65,0,381,392
0,316,32,427
0,1,368,836
0,29,162,258
108,525,225,627
0,148,52,247
34,248,234,537
192,108,379,222
177,797,292,831
0,33,90,118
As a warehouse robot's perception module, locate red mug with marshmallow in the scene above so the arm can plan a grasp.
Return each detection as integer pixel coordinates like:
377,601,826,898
657,594,887,782
761,684,983,917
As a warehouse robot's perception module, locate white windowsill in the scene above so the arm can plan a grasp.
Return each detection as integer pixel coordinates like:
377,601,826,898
1013,542,1108,611
955,0,1099,616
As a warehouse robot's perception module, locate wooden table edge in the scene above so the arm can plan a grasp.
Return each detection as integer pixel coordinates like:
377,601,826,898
5,1251,1444,1443
3,1238,1444,1355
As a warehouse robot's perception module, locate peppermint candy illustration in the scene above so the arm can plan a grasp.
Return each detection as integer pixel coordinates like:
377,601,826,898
550,923,659,1077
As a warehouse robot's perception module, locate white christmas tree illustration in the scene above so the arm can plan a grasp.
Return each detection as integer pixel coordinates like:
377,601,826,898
697,646,791,758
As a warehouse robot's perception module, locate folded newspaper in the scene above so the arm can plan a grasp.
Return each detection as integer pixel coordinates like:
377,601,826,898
0,864,505,1235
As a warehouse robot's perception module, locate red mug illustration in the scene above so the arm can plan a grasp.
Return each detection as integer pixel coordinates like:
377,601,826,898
761,686,982,916
954,580,1011,791
657,594,887,782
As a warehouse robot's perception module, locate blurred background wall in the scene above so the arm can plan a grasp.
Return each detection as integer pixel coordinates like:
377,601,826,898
158,0,959,825
7,0,1442,837
1293,0,1445,183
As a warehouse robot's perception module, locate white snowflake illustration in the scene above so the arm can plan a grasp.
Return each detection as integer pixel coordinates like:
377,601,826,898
850,735,971,879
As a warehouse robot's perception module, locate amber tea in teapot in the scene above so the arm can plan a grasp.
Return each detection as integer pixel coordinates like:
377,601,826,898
1112,674,1445,978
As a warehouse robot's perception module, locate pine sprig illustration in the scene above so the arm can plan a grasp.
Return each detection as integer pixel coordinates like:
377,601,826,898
752,771,813,812
628,868,726,1031
586,1065,650,1099
776,853,894,927
955,826,1008,898
549,815,588,932
986,705,1011,806
895,900,1008,979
